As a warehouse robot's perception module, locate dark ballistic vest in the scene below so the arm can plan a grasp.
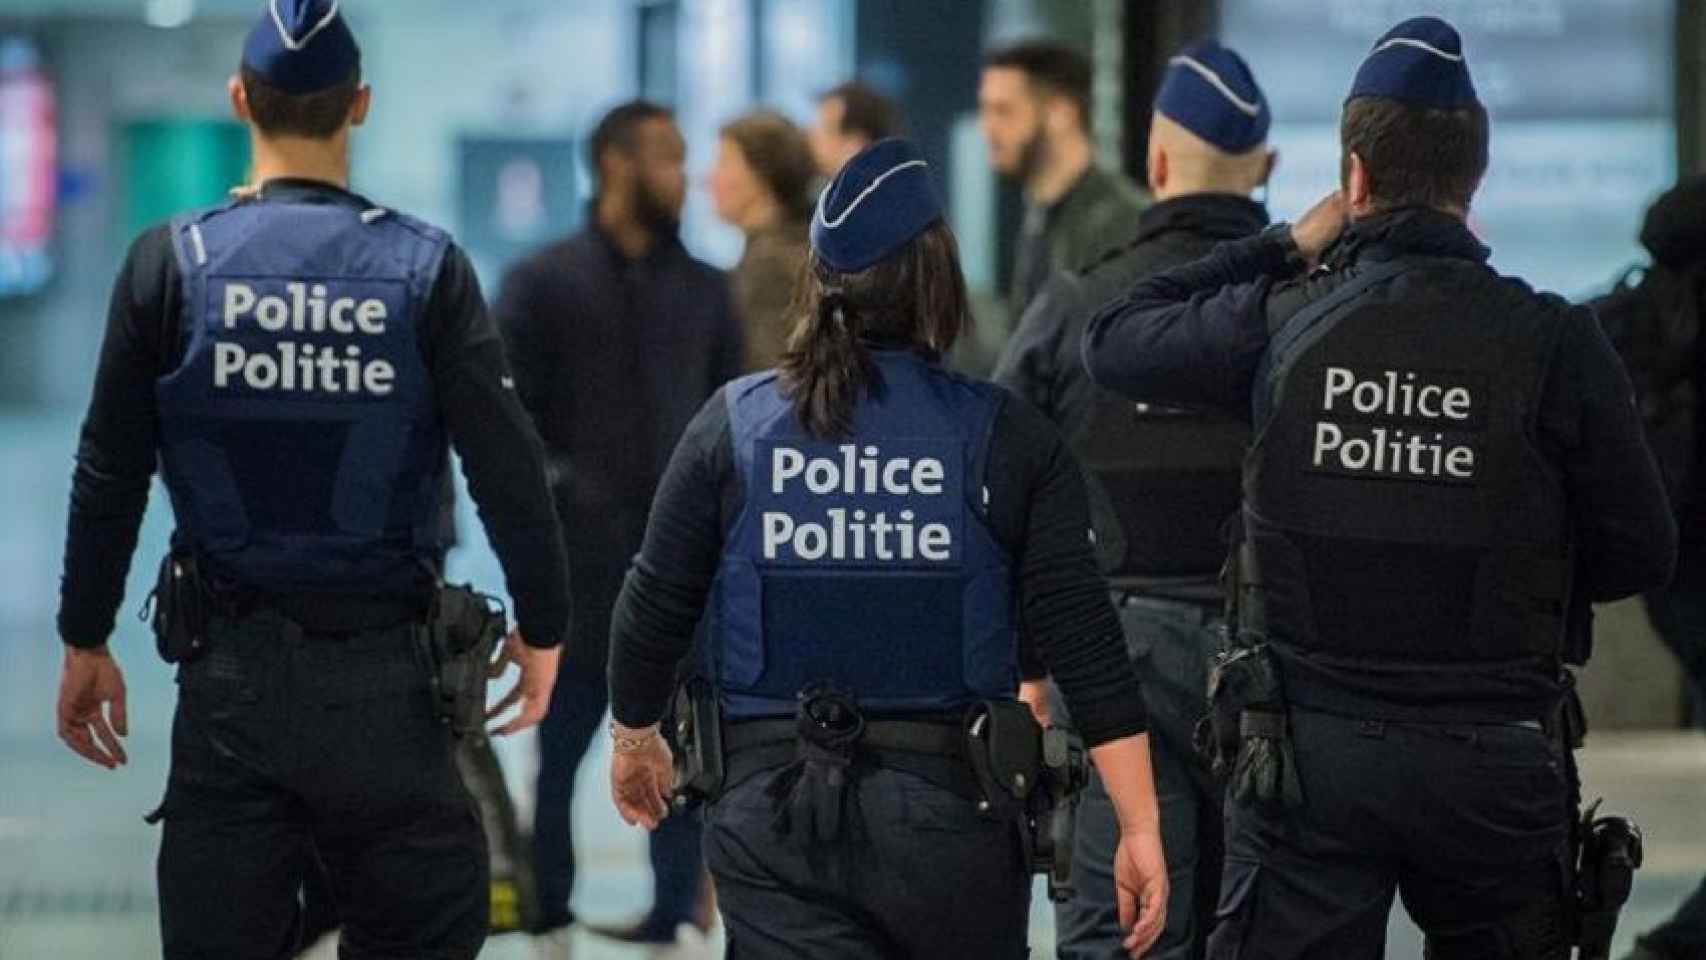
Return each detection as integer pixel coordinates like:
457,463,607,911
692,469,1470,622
157,197,450,590
1080,392,1248,580
1245,256,1571,667
714,351,1018,717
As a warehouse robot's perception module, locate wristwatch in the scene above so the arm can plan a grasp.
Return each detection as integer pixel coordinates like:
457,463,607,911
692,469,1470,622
1261,222,1309,275
609,720,660,754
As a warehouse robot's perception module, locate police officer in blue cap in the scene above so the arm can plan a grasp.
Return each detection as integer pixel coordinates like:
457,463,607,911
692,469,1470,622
52,2,570,957
1084,17,1676,959
604,138,1170,957
996,40,1275,960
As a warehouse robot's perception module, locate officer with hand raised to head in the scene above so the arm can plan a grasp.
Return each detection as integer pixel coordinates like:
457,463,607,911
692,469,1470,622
1084,17,1675,959
606,138,1170,958
997,39,1276,960
53,2,570,957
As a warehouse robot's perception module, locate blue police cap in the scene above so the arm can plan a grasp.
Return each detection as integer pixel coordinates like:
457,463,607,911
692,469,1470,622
1348,16,1478,109
810,138,941,274
1155,41,1269,153
242,0,361,95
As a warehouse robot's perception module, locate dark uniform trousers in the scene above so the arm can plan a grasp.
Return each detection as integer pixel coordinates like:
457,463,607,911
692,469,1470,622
1058,595,1223,960
704,765,1032,959
154,609,488,960
1206,708,1572,960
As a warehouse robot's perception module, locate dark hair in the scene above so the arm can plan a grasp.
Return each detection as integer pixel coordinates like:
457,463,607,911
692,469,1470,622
1341,96,1489,212
720,110,818,221
239,65,360,140
820,82,901,142
779,221,972,439
588,99,674,173
982,41,1092,129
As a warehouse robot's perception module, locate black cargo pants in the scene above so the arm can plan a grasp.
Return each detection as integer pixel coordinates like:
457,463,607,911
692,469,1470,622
152,609,488,960
1207,707,1572,960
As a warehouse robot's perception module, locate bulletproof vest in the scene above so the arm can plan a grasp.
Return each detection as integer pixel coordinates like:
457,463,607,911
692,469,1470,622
1080,393,1247,579
714,351,1017,717
156,196,450,590
1244,256,1571,666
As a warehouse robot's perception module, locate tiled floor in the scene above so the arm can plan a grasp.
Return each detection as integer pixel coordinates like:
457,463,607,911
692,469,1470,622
4,412,1703,959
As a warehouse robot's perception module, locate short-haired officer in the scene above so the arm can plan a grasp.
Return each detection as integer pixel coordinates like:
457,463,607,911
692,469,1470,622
1084,17,1676,960
996,40,1275,960
52,3,570,957
605,138,1170,958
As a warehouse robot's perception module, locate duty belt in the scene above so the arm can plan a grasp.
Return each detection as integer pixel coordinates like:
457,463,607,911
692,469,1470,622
722,716,979,800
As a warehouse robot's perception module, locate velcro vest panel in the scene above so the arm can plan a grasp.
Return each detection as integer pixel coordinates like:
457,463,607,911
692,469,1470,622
1245,257,1570,665
715,352,1017,717
156,198,450,590
1080,392,1248,578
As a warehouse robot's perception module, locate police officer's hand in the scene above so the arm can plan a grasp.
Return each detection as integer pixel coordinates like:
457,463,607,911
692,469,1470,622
57,644,129,770
485,629,559,737
1115,828,1169,957
1018,679,1051,728
610,727,674,830
1291,190,1349,264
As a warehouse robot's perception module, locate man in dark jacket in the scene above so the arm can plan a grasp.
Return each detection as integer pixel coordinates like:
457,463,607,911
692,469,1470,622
995,41,1274,960
493,100,743,956
1084,18,1676,958
1615,175,1706,960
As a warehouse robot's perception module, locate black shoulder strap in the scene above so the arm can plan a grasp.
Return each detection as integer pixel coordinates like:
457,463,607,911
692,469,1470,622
1252,258,1417,428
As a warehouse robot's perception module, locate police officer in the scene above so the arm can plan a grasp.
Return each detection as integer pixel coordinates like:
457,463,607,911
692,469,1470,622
995,41,1274,960
604,138,1170,958
52,3,570,957
1083,18,1676,959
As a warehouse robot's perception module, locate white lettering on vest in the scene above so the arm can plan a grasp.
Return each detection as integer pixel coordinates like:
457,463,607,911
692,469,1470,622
209,280,400,397
761,444,957,563
1311,366,1479,480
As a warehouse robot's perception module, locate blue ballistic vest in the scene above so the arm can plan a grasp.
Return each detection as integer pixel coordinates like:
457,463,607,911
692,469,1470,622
156,196,450,590
714,351,1018,718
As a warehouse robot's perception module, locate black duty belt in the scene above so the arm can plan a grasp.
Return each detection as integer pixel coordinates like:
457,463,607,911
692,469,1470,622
722,717,980,801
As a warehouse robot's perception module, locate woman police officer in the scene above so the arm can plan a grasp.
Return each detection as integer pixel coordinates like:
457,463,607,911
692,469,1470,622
606,138,1168,958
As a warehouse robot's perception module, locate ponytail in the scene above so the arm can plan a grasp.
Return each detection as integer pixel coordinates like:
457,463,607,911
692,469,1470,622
779,290,881,440
778,221,971,439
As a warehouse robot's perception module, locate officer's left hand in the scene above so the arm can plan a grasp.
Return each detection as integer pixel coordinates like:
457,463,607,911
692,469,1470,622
57,644,129,770
1116,828,1169,958
611,731,674,831
484,629,559,736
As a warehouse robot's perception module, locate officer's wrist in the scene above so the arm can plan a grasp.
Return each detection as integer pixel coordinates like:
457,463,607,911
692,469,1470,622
609,720,660,754
1259,223,1308,277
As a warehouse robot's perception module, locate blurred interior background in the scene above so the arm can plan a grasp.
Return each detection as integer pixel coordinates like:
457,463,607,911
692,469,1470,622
2,1,1703,957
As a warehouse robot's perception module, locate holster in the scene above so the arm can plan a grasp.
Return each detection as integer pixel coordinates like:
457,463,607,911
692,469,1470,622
965,699,1087,902
421,583,506,739
1198,535,1304,809
669,676,725,811
143,549,211,664
1556,676,1643,960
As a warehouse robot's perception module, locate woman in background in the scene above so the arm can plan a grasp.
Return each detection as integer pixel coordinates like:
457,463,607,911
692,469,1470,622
709,109,816,371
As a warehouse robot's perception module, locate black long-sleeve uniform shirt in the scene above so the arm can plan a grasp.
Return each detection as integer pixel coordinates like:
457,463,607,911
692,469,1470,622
607,364,1150,749
1083,209,1678,712
58,179,572,649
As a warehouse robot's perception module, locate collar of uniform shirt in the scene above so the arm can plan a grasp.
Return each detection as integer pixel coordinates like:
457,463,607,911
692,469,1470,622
1325,205,1490,269
1132,193,1268,248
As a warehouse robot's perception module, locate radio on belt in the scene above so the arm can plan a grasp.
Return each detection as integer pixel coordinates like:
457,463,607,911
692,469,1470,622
1309,366,1479,481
